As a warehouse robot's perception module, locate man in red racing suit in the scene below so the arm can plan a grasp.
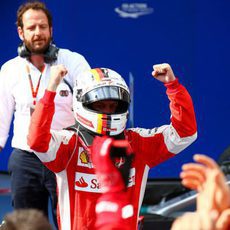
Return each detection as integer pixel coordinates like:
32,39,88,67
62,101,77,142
28,63,197,230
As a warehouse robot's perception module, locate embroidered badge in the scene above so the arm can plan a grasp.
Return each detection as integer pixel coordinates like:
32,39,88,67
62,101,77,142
59,90,69,97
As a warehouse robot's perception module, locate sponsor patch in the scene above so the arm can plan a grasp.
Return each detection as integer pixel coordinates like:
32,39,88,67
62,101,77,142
75,168,135,193
59,90,69,97
77,147,92,168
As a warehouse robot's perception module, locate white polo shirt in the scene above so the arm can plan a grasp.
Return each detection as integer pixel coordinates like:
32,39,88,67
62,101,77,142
0,48,90,151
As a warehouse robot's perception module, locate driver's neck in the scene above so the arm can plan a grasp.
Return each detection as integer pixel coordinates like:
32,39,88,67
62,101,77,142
30,55,45,72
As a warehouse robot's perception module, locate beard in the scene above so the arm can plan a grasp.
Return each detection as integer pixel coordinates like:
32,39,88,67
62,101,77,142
24,36,52,54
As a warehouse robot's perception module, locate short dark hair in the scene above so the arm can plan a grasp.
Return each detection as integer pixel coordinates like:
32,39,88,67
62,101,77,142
16,1,52,28
0,209,53,230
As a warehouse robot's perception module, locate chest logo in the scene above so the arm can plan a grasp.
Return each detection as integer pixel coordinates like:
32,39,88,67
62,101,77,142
75,177,88,188
59,90,69,97
80,150,90,164
77,147,93,168
74,168,136,193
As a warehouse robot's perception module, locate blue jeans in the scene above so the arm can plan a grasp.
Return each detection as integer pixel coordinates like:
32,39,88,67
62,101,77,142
8,148,58,228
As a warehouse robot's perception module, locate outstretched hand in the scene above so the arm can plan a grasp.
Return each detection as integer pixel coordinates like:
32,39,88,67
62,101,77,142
171,210,218,230
180,154,230,213
152,63,176,83
47,65,68,92
172,154,230,230
171,208,230,230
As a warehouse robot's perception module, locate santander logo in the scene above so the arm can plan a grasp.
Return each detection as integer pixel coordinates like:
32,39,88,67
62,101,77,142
75,173,101,193
75,177,88,188
75,169,136,193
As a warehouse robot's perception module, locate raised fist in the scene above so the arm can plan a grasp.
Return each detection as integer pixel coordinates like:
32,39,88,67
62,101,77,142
152,63,176,83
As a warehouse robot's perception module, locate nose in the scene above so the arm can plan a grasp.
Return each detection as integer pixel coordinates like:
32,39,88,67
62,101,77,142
34,26,42,35
103,105,115,114
103,104,118,114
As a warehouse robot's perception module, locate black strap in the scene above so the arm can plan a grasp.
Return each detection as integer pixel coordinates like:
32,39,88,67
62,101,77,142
65,122,95,146
63,78,73,94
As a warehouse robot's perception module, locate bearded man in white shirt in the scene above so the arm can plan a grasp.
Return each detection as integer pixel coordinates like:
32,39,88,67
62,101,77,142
0,1,90,227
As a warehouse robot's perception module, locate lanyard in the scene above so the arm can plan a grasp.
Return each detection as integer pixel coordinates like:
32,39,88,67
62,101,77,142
26,65,45,106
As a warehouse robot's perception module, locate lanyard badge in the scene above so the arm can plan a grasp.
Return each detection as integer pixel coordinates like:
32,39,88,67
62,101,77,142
26,65,45,115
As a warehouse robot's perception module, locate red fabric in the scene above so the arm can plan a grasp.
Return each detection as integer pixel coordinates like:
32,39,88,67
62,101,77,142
96,192,133,230
165,78,197,137
91,136,133,193
27,90,55,152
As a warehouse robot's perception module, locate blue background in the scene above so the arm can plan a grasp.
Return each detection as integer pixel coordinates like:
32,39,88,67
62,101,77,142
0,0,230,178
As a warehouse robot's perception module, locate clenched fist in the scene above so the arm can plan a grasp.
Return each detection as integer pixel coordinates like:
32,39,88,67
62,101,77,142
47,65,68,92
152,63,176,83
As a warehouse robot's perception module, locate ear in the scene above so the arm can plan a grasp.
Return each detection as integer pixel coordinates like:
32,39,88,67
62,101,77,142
17,27,24,41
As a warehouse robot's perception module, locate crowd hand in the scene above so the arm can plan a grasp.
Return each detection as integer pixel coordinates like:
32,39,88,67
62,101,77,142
91,136,133,193
0,146,2,152
171,210,218,230
171,209,230,230
216,209,230,230
47,65,68,92
180,154,230,214
152,63,176,83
